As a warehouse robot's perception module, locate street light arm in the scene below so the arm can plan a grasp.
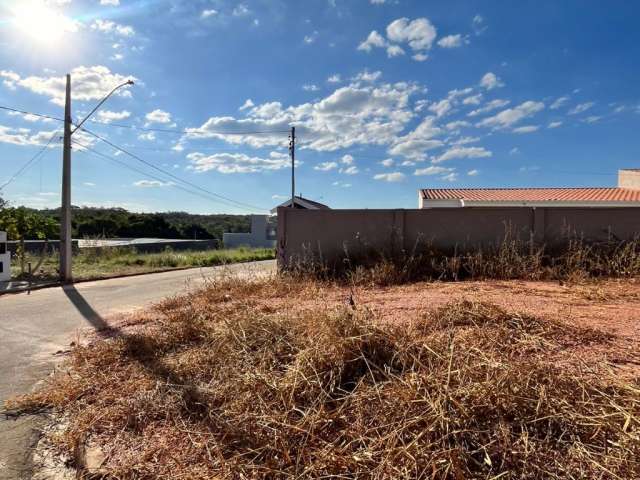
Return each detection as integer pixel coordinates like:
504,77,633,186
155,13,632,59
70,79,134,135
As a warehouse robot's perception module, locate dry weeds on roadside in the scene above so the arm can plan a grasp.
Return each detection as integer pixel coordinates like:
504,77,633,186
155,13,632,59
289,234,640,287
7,277,640,479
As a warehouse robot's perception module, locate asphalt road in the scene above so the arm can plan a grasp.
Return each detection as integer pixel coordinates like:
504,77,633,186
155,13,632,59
0,260,275,480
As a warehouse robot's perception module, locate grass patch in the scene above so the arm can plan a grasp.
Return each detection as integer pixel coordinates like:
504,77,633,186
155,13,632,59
288,233,640,286
7,276,639,479
12,246,275,282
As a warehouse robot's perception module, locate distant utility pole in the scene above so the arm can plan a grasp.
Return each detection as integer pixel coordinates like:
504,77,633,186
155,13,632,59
289,126,295,208
59,75,134,283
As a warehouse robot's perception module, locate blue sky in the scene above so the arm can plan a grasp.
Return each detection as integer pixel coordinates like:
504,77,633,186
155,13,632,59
0,0,639,214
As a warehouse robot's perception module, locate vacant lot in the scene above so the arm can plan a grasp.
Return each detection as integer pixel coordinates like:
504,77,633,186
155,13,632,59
11,246,275,282
8,275,640,479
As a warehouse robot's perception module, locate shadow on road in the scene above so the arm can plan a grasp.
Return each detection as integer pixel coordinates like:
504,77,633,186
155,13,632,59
62,285,111,333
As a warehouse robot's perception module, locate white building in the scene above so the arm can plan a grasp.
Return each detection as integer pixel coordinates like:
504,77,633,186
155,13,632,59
419,169,640,208
223,215,277,249
0,231,10,282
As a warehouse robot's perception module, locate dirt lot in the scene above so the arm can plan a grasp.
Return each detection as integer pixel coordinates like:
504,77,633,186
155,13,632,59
11,275,640,479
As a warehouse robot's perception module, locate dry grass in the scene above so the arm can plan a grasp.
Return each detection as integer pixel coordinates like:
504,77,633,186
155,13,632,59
288,233,640,287
6,276,640,479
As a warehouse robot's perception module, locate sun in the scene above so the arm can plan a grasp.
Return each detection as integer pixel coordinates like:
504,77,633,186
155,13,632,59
12,1,78,44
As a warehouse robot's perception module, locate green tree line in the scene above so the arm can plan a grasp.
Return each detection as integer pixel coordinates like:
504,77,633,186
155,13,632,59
0,199,251,244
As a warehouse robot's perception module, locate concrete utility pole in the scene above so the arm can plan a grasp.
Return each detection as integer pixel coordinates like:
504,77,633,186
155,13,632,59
59,74,72,283
59,76,134,283
290,126,295,208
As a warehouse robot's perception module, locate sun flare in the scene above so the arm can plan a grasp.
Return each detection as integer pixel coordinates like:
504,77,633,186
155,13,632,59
12,1,78,43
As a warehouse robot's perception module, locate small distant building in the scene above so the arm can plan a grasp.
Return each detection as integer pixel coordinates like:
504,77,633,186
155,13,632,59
0,232,10,282
223,215,277,249
419,169,640,208
270,195,330,214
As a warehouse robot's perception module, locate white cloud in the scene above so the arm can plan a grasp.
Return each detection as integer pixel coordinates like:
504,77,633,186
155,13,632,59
477,101,544,129
187,151,290,173
133,180,173,188
186,80,421,152
512,125,539,134
467,169,479,176
352,70,382,83
303,84,319,92
332,181,352,188
239,99,254,111
568,102,595,115
480,72,504,90
445,120,471,130
462,94,483,105
472,14,487,35
100,0,120,5
201,9,218,19
374,172,405,182
138,132,156,141
437,34,464,48
380,158,394,167
232,4,250,16
327,74,341,83
304,31,318,44
370,0,386,3
358,30,387,52
550,96,569,110
509,147,520,155
467,99,510,117
145,109,172,124
83,182,96,187
386,17,437,51
582,115,601,124
386,45,406,57
0,126,61,147
442,172,458,182
340,154,354,165
388,116,443,160
548,121,563,128
0,66,135,106
413,166,453,176
428,99,452,117
412,53,429,62
433,146,492,163
314,161,338,171
96,110,131,123
91,19,135,37
340,165,359,175
451,136,480,145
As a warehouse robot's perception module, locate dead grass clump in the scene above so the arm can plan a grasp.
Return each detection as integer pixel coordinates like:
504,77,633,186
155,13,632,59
288,234,640,286
6,292,639,479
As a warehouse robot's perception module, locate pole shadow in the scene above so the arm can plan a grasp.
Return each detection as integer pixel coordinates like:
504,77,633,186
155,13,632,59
62,285,111,334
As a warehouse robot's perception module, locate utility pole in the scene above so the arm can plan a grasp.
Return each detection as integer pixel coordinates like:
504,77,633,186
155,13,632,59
59,74,72,283
58,76,134,283
290,126,295,208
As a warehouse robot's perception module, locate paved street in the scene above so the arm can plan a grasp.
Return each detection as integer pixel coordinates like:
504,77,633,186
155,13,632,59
0,260,275,479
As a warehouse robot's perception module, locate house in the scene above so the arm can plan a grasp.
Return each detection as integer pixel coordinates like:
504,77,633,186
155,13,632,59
223,215,277,249
0,232,10,282
270,195,330,214
419,169,640,208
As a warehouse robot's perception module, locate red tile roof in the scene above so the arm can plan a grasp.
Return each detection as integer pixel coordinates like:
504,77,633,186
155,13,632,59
420,188,640,202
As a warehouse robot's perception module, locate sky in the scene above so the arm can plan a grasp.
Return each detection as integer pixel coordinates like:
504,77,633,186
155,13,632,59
0,0,639,214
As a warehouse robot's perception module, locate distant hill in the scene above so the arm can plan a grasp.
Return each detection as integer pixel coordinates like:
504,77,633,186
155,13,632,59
33,207,251,245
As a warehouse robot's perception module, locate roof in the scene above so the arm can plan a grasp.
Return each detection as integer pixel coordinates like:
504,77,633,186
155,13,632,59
420,187,640,203
271,196,330,213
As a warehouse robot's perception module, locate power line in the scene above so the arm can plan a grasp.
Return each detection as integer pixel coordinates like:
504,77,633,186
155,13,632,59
0,105,64,123
0,104,290,135
72,139,268,213
86,119,290,136
0,131,60,191
79,126,268,212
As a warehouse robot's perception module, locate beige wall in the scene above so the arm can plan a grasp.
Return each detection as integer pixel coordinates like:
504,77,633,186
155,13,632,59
618,169,640,190
277,207,640,267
